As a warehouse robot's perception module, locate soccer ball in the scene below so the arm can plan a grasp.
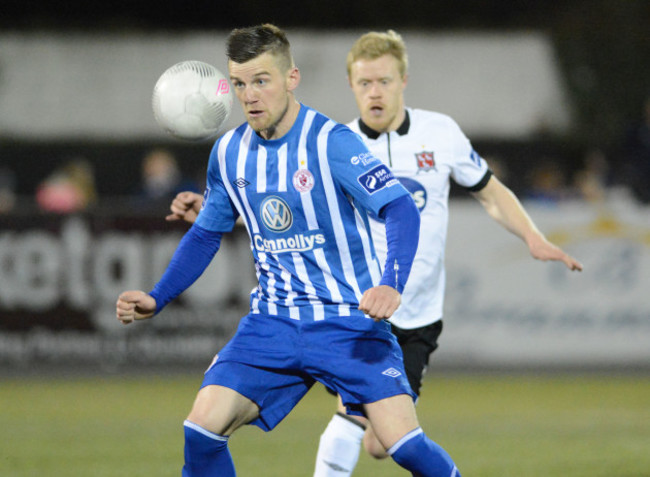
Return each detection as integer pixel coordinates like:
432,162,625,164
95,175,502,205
152,60,233,141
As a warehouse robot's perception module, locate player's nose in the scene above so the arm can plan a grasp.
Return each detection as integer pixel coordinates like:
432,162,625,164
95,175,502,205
368,83,382,98
240,86,259,103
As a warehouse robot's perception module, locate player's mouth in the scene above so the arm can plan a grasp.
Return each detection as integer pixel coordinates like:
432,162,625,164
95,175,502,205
369,105,384,117
247,109,265,118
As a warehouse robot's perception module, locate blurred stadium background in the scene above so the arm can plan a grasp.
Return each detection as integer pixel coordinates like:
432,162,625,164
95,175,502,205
1,1,649,475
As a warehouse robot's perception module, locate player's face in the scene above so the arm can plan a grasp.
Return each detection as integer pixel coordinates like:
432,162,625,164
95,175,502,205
349,54,407,133
229,52,300,139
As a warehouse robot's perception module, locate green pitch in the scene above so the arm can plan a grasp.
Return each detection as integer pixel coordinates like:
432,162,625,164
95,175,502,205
1,372,649,476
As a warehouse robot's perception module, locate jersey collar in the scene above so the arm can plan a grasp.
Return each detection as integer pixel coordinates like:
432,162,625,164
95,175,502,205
357,109,410,139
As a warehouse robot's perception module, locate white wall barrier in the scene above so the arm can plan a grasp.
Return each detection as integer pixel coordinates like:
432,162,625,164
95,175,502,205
0,192,648,369
438,191,650,369
0,30,569,141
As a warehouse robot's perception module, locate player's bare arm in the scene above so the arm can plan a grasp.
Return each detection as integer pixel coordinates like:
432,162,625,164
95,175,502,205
116,290,156,325
358,285,401,321
472,176,583,271
523,232,583,271
166,191,203,223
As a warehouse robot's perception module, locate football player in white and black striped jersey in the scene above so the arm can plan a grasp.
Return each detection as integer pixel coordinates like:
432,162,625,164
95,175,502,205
312,30,582,477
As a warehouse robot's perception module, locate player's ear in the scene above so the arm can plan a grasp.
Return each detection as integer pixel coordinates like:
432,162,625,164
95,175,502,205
286,67,300,91
402,73,409,89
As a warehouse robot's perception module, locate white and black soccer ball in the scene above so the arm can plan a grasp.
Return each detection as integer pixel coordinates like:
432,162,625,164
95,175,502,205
152,60,233,141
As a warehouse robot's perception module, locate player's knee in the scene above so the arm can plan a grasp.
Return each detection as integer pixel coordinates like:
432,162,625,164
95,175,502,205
363,429,389,459
366,444,389,460
186,385,259,436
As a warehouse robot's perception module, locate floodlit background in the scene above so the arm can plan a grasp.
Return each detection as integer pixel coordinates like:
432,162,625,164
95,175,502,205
1,1,649,475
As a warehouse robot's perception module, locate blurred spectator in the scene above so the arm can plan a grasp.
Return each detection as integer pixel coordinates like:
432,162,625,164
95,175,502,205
524,159,569,206
573,148,609,203
621,95,650,204
35,158,97,213
137,148,200,207
0,167,17,214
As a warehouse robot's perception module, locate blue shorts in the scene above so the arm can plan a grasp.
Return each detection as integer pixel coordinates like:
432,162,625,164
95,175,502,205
201,313,415,431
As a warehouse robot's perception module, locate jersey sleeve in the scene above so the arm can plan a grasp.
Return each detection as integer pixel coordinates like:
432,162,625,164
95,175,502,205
447,118,491,191
195,139,240,232
327,124,409,215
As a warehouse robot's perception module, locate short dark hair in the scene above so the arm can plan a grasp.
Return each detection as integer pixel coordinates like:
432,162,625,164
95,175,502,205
226,23,294,71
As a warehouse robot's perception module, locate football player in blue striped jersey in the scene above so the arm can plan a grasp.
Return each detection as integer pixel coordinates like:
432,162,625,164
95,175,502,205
117,24,460,477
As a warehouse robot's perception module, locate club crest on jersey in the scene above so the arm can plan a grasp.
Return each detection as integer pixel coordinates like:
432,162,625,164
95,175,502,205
260,196,293,232
415,151,436,171
358,164,398,195
292,169,315,192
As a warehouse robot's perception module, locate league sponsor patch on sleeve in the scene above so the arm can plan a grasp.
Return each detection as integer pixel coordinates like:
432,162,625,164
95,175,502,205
357,164,399,195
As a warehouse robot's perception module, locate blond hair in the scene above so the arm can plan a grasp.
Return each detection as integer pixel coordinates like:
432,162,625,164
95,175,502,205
346,30,408,77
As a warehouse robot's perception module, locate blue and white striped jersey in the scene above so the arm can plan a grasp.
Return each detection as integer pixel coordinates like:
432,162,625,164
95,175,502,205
196,104,409,321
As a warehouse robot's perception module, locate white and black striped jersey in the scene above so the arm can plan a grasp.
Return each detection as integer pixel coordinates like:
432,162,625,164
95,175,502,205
348,108,491,329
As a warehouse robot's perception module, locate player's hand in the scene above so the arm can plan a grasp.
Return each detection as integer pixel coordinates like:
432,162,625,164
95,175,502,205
527,234,583,271
165,191,203,224
116,290,156,325
358,285,401,321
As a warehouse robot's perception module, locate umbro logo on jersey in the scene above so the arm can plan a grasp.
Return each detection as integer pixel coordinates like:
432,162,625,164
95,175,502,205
232,177,250,188
382,367,402,378
201,189,210,211
260,196,293,232
470,149,481,166
415,151,436,171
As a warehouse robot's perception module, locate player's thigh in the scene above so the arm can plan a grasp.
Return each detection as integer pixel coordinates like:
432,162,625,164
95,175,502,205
187,384,260,436
364,393,419,450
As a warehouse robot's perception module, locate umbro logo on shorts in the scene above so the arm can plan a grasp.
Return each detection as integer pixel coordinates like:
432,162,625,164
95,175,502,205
382,367,402,378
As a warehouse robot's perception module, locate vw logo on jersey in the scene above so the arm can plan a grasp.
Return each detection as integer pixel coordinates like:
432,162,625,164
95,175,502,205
260,196,293,232
397,177,427,212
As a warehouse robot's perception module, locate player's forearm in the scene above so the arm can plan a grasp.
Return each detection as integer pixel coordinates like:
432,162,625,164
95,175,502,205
475,177,543,246
149,224,222,313
378,194,420,293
